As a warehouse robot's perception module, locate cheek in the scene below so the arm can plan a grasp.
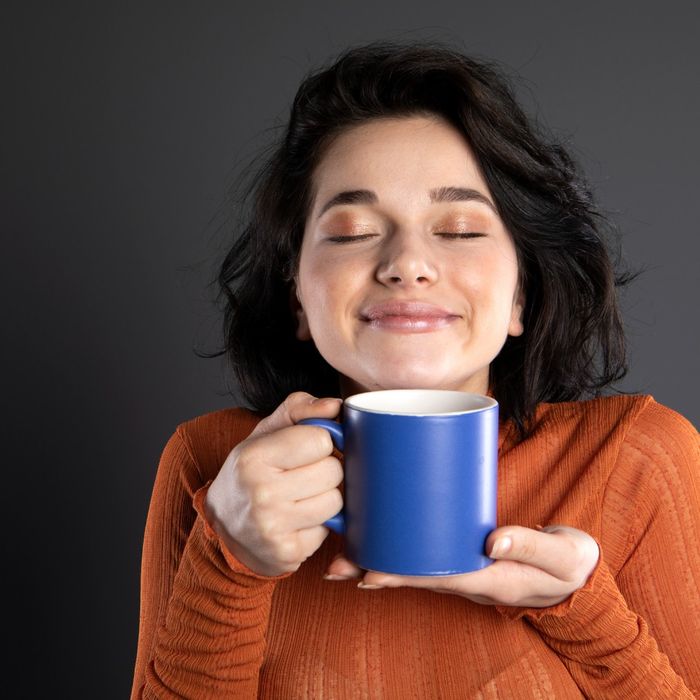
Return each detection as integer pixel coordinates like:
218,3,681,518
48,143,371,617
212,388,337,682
301,268,354,339
307,253,363,299
484,244,520,293
454,250,520,314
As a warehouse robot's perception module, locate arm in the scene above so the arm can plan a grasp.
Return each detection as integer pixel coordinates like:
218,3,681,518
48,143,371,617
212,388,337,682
604,402,700,692
326,402,700,697
131,394,344,699
498,402,700,697
131,429,283,700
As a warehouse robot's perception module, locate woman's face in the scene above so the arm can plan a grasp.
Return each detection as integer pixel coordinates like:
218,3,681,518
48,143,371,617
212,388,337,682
295,115,524,396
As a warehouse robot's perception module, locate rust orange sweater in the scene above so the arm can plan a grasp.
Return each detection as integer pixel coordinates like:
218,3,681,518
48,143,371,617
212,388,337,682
132,395,700,698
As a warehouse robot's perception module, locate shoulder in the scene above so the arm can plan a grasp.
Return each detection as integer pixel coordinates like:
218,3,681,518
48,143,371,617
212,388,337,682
614,398,699,487
535,393,653,427
623,399,698,454
176,405,263,443
523,395,656,455
532,394,698,458
171,406,264,485
597,399,699,571
530,396,699,571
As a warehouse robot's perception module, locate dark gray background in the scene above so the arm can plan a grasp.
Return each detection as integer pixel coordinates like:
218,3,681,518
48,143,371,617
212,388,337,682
4,2,698,698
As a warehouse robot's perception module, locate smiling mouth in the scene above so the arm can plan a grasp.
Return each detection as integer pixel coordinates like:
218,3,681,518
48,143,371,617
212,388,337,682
361,301,460,333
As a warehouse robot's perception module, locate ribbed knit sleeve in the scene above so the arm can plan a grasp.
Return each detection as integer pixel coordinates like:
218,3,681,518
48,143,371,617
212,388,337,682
131,425,287,699
498,401,700,697
132,399,698,698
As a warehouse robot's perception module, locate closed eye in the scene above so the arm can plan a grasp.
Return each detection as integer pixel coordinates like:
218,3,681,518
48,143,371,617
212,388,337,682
435,232,486,240
326,234,379,243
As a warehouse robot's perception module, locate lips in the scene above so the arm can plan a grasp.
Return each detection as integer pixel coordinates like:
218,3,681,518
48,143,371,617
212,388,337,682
361,301,460,333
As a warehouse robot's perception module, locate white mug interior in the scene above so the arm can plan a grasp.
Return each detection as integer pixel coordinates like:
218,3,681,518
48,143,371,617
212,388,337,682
345,389,497,416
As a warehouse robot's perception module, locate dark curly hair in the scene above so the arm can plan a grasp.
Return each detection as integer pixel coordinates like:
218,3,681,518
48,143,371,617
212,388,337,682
210,40,630,438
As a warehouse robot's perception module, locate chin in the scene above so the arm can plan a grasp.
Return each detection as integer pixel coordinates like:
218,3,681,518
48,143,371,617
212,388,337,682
362,367,466,392
343,359,491,394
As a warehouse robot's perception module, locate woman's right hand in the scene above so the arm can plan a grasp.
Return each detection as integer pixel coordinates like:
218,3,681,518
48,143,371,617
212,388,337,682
204,392,344,577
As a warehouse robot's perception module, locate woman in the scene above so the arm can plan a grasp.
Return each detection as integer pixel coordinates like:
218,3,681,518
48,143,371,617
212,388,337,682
131,41,700,698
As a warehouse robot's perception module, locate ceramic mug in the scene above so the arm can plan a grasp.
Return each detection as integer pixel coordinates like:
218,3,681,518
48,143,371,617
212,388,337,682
299,389,498,575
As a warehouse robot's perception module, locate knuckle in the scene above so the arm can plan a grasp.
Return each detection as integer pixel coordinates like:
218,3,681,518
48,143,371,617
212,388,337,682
312,427,334,454
250,484,273,508
287,391,312,405
235,459,260,490
517,537,538,561
255,393,314,435
254,512,281,541
284,392,313,417
559,532,587,567
310,524,331,549
233,441,260,474
328,457,344,485
276,537,302,566
571,538,598,581
297,426,333,456
228,441,248,468
328,488,343,514
298,527,329,562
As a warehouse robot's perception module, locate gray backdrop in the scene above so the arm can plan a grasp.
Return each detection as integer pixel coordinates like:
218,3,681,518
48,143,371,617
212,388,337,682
4,2,698,698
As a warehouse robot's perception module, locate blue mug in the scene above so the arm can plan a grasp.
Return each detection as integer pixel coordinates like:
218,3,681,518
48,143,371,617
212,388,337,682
300,389,498,576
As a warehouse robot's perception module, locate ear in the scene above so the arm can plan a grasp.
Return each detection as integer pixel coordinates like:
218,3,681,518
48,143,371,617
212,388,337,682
508,287,525,337
290,282,311,341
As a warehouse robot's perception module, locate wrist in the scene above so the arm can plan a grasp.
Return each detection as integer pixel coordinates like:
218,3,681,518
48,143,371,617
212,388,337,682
200,485,285,578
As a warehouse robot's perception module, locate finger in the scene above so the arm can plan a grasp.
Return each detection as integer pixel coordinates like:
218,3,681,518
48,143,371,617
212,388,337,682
295,525,331,562
252,392,315,435
245,424,338,471
359,561,568,605
254,393,342,436
324,554,363,580
290,488,343,530
274,525,332,573
540,525,600,585
359,570,466,592
280,456,343,500
485,525,598,582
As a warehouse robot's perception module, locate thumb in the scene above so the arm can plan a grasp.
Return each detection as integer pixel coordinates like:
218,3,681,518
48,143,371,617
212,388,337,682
253,392,342,437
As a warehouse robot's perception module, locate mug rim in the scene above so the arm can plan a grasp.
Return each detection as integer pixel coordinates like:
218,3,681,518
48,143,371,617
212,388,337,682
344,389,498,416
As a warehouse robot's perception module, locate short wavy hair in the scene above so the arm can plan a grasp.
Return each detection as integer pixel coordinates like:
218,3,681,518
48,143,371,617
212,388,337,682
212,40,630,438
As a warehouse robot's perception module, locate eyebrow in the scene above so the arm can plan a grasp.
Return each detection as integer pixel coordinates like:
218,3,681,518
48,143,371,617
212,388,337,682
317,186,497,218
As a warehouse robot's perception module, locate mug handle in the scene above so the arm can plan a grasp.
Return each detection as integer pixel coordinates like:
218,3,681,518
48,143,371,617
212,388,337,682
298,418,345,534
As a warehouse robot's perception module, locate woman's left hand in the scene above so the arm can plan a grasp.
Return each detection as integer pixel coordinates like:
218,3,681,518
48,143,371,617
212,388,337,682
324,525,600,608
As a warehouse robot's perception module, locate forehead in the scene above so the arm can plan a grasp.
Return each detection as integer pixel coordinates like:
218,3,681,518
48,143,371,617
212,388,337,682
310,116,489,204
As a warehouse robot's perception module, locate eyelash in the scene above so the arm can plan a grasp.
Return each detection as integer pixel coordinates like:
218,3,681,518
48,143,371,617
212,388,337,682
436,232,486,240
327,234,378,243
327,232,486,243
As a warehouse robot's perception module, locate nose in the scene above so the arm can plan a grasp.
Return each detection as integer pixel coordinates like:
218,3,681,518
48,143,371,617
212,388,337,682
375,233,438,287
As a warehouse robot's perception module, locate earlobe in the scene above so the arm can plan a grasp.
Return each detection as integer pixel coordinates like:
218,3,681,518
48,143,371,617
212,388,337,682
508,290,525,337
296,307,311,341
290,283,312,341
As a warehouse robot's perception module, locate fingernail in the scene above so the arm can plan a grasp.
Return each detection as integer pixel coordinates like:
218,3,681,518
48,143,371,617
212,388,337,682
323,574,349,581
490,536,512,558
357,582,384,590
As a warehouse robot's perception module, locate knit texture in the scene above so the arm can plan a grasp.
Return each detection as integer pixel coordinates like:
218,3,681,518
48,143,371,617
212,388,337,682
131,395,699,698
